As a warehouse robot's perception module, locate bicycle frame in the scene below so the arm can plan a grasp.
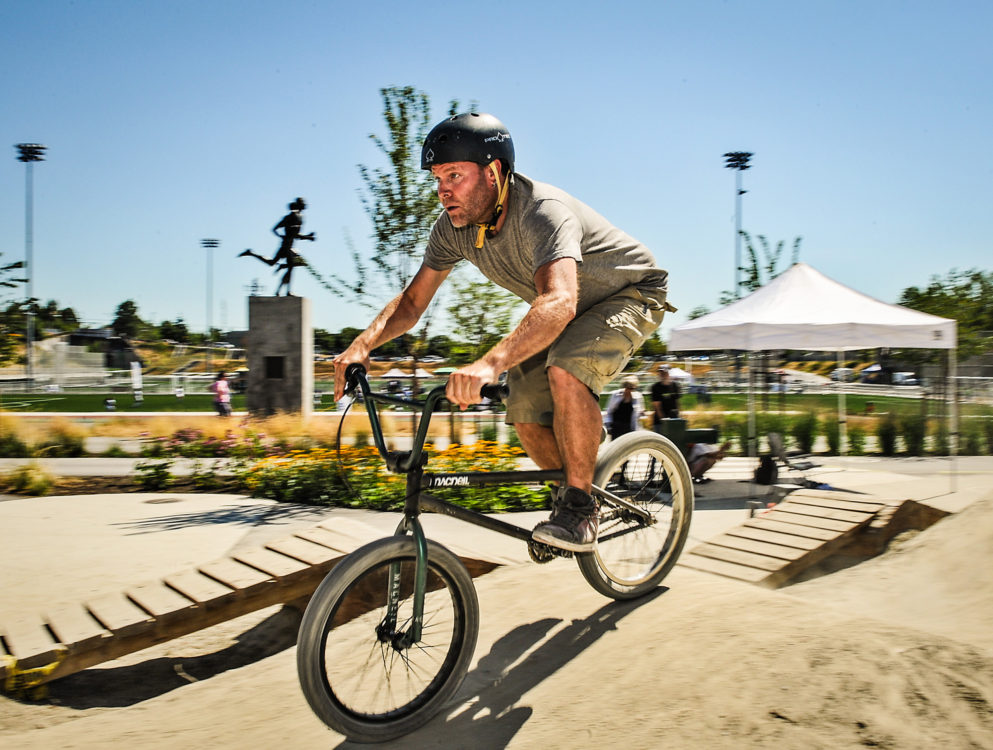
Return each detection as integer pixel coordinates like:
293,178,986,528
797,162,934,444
344,366,654,643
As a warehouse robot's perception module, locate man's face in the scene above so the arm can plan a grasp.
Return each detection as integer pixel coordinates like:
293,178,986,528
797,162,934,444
431,162,497,228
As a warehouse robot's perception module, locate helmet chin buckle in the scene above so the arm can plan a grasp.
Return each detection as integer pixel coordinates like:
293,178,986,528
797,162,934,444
474,163,510,248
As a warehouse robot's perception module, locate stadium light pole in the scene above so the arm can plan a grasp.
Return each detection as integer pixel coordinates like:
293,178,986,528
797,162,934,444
723,151,753,300
201,238,220,375
15,143,47,385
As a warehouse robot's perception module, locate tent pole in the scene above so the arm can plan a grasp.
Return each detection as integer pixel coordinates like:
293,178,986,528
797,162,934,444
838,351,847,456
950,348,958,493
747,352,756,457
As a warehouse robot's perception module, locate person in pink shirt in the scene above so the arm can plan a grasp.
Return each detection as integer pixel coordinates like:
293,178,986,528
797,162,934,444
209,371,232,417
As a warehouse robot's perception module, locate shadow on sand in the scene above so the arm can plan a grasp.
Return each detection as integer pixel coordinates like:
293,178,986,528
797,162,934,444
335,587,668,749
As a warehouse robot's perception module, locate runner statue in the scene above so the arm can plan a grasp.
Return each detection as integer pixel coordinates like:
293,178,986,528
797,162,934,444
239,197,316,296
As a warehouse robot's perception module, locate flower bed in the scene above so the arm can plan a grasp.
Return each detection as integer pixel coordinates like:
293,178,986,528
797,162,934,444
240,440,549,511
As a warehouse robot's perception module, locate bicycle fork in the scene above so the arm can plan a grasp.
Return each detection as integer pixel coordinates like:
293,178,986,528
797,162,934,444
381,474,429,649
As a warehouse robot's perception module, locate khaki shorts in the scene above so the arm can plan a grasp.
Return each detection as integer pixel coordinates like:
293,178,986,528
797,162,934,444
505,285,668,425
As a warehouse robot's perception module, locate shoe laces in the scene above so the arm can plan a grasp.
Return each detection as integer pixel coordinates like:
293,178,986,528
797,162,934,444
550,492,597,529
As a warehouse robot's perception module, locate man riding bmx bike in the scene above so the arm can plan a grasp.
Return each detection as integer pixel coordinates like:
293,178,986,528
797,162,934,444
334,112,674,552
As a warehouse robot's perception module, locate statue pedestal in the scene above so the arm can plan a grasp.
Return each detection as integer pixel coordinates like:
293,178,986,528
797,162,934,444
246,296,313,417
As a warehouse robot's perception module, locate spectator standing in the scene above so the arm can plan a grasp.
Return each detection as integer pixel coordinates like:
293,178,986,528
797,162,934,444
604,375,645,440
651,365,681,424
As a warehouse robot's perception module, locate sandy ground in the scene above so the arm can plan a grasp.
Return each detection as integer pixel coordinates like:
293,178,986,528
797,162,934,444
3,461,993,749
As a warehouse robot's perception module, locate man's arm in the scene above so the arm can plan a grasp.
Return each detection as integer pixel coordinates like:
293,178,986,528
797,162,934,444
333,264,450,399
446,257,578,408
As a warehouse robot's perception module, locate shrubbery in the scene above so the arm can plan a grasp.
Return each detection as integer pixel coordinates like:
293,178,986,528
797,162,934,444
823,418,840,455
962,421,984,455
847,426,866,455
0,461,55,495
0,423,30,457
900,414,927,456
141,428,272,458
791,412,818,454
239,441,548,511
878,413,899,456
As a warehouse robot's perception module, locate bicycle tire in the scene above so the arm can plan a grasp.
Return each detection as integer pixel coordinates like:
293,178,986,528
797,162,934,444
297,536,479,743
577,430,694,599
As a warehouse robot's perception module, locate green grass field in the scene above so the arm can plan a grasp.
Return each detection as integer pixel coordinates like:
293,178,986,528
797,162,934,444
684,392,957,416
0,393,248,412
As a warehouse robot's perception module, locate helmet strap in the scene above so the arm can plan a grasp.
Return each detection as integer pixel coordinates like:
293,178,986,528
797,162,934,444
474,162,510,248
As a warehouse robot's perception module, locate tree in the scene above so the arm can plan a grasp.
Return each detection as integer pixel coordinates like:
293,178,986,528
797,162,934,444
0,254,27,366
0,254,26,293
313,327,335,353
160,318,190,343
322,86,461,379
111,300,143,339
34,299,79,333
446,269,523,363
326,86,458,309
59,306,78,331
635,331,667,358
720,233,802,304
899,268,993,359
427,334,453,359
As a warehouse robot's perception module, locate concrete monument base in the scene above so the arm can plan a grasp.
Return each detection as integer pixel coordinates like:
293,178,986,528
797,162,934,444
246,296,313,417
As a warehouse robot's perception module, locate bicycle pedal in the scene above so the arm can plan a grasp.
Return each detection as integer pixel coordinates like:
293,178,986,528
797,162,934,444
527,541,573,563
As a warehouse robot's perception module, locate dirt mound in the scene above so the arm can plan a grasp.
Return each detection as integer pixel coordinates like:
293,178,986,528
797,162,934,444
787,492,993,653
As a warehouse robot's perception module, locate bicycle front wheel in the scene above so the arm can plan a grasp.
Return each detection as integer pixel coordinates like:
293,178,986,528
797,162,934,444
578,430,694,599
297,536,479,743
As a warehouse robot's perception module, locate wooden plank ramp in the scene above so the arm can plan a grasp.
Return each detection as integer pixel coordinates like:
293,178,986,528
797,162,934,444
678,489,894,589
0,517,499,691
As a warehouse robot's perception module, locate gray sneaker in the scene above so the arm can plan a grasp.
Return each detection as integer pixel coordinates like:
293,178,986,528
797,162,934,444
532,487,599,552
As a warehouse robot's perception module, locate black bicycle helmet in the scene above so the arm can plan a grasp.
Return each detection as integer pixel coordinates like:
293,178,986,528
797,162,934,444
421,112,514,173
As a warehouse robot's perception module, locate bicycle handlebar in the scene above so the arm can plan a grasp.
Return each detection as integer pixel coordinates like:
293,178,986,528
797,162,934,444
344,363,508,404
342,364,508,473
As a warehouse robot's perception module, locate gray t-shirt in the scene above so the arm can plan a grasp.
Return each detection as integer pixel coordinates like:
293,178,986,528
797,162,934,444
424,173,669,315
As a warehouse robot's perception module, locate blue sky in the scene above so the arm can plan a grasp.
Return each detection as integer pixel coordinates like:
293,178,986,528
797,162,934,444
2,0,991,343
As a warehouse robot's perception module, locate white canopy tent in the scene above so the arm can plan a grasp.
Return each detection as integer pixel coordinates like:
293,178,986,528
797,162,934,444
669,263,958,458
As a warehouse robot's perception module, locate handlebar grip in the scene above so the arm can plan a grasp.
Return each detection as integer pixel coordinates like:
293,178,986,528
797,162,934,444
344,363,367,394
480,383,510,403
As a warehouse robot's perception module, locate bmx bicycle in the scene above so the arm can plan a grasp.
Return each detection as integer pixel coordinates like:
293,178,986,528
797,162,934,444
297,364,693,743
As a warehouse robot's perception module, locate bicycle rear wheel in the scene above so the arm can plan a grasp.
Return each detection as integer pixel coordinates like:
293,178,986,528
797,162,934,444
578,431,693,599
297,536,479,743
